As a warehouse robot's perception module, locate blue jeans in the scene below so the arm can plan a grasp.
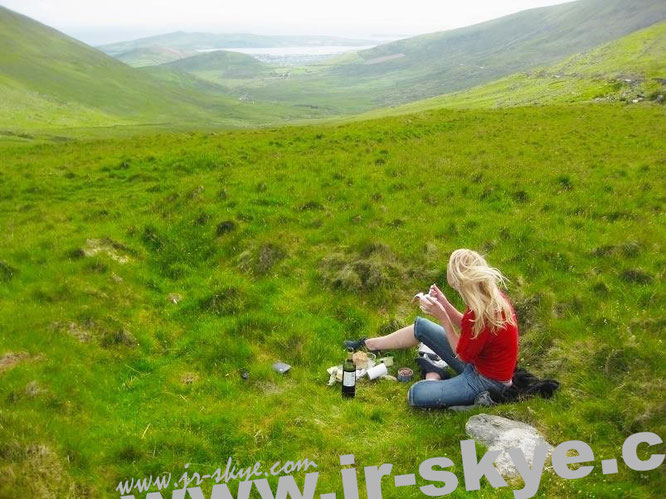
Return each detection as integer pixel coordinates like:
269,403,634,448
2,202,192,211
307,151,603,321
407,316,508,409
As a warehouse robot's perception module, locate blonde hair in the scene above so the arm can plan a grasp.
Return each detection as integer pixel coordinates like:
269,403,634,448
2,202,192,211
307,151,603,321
446,249,516,338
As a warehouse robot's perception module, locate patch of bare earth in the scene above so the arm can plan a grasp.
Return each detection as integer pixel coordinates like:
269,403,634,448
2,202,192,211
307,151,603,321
181,372,200,385
66,322,93,343
0,352,30,374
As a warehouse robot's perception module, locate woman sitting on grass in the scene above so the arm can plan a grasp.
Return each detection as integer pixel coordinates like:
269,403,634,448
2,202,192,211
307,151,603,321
345,248,519,408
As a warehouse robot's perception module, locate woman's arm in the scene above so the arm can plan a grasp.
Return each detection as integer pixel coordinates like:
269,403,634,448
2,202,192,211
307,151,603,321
421,296,461,351
429,284,463,328
438,308,460,351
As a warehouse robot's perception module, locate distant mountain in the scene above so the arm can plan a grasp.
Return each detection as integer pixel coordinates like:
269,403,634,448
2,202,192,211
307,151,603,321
0,6,315,131
99,32,377,67
244,0,666,111
352,21,666,118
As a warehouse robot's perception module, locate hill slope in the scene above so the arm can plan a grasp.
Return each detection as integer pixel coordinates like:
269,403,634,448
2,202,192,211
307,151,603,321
0,6,317,132
242,0,666,112
163,50,270,79
351,21,666,118
106,46,197,67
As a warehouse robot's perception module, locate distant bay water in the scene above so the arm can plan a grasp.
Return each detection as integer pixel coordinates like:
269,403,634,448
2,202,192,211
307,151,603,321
197,36,402,65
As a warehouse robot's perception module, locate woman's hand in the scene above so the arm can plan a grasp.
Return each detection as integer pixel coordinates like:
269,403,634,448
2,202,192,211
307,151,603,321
420,295,447,321
429,283,464,328
429,283,448,305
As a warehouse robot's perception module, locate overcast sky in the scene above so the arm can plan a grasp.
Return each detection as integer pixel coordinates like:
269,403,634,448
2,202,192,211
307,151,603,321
1,0,575,45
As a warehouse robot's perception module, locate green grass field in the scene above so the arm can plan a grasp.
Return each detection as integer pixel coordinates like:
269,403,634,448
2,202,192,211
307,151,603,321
1,104,664,497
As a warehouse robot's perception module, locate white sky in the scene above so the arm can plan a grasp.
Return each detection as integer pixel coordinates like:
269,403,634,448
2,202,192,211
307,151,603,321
1,0,575,45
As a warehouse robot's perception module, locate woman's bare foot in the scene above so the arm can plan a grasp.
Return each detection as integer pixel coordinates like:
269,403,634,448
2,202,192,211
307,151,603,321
416,356,449,380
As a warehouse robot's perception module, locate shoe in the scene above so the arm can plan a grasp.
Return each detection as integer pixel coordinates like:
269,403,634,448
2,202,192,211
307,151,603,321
344,337,367,351
343,337,381,356
415,356,450,380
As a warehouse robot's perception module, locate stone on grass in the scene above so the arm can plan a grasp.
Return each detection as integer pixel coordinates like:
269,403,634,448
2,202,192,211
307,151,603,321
82,238,131,264
465,414,553,478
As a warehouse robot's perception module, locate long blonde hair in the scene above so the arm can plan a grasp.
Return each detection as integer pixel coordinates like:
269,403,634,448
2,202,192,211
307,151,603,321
446,249,516,338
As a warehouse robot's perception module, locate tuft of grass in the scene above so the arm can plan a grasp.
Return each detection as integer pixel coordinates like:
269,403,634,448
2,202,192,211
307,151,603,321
0,260,17,282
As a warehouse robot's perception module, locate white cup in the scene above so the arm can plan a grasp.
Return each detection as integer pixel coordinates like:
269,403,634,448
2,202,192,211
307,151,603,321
366,363,388,380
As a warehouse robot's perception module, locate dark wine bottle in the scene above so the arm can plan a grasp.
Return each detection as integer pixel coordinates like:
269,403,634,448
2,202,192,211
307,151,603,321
342,348,356,398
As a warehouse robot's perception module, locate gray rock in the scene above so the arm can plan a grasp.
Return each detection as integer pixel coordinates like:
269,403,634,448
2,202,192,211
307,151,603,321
465,414,552,478
273,362,291,374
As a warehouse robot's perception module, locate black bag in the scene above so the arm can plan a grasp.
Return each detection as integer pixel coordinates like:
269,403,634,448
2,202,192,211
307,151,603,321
493,367,561,403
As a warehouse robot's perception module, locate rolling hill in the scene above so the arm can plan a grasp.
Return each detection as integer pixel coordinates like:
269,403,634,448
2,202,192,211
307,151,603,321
0,6,322,133
162,50,271,80
349,21,666,119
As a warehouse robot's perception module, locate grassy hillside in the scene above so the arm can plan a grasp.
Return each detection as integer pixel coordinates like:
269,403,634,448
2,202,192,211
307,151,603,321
232,0,666,113
351,22,666,119
162,50,272,81
0,6,326,132
107,46,197,67
0,72,137,132
100,33,376,66
0,104,664,497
